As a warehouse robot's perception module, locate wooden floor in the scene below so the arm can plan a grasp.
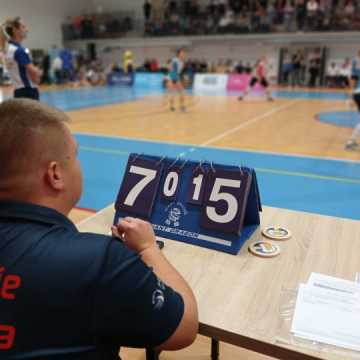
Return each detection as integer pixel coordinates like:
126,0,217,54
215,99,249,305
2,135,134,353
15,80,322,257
67,93,360,161
4,85,358,359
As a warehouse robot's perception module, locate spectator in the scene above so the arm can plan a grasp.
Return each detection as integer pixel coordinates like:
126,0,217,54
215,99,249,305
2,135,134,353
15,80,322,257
295,0,306,30
281,51,293,85
306,0,319,30
283,0,295,31
266,0,277,29
219,8,235,32
41,51,51,84
326,61,339,87
291,52,302,86
51,55,63,84
339,57,351,88
150,58,159,72
344,0,355,25
59,48,74,83
235,11,251,32
143,0,152,23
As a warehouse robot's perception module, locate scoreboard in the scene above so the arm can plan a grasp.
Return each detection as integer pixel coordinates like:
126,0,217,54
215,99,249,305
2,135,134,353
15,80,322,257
114,154,262,254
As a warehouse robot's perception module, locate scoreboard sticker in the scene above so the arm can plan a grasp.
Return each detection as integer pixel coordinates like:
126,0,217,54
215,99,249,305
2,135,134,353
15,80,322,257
115,154,262,254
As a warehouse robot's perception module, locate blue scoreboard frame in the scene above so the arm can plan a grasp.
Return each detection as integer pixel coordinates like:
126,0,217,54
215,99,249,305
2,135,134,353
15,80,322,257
114,154,262,254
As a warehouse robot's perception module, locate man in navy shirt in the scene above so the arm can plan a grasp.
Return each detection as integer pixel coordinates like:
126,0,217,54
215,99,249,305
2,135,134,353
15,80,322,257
0,99,198,359
2,17,42,100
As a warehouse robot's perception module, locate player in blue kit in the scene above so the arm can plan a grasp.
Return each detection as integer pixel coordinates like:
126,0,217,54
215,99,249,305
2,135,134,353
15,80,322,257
168,48,186,112
0,17,42,100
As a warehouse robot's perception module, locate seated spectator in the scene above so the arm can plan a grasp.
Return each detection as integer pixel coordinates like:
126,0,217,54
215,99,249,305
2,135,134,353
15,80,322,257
283,0,295,31
51,56,63,84
235,60,245,73
295,0,306,30
266,0,277,29
235,11,251,32
216,59,227,73
344,0,355,26
218,9,236,33
326,62,339,87
339,57,351,88
168,12,181,34
217,0,227,16
306,0,319,30
150,58,159,72
190,0,200,18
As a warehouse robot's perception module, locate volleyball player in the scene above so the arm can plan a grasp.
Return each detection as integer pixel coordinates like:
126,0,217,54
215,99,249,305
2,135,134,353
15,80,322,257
238,57,273,101
351,50,360,89
345,82,360,150
0,17,42,100
168,48,186,112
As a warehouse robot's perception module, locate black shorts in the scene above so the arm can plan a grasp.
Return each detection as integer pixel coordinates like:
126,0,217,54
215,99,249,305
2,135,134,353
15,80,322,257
249,77,268,88
353,93,360,111
351,74,359,81
14,88,40,101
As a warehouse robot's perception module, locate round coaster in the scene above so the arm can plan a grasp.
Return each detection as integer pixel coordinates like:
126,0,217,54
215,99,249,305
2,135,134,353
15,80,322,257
262,226,291,240
249,241,281,258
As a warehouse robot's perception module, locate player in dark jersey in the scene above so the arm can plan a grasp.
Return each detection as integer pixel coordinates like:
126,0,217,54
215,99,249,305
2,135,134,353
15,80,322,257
238,57,273,102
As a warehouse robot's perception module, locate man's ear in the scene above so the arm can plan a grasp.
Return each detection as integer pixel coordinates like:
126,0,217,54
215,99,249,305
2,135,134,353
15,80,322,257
45,161,65,191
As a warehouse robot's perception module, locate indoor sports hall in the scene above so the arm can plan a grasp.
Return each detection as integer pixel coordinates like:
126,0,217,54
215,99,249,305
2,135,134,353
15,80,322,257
1,0,360,359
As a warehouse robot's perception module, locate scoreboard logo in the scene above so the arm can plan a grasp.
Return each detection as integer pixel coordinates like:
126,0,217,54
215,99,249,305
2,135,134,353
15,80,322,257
165,202,188,228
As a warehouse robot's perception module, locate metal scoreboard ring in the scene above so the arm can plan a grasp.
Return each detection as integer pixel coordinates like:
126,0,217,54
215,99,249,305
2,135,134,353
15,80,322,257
262,226,291,240
249,241,281,258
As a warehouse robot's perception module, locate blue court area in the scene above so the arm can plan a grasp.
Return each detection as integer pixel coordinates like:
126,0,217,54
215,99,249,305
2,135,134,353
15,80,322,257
77,134,360,220
40,86,164,111
36,86,360,220
317,111,360,128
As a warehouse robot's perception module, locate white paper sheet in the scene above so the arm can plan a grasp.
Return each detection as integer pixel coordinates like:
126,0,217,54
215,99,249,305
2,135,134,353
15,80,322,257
308,272,360,295
291,274,360,353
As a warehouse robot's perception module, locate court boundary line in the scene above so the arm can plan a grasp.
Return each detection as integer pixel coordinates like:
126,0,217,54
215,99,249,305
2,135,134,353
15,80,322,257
75,130,360,164
79,146,360,185
199,99,300,147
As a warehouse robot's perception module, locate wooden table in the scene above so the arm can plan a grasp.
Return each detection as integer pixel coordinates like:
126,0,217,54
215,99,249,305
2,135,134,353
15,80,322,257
77,205,360,360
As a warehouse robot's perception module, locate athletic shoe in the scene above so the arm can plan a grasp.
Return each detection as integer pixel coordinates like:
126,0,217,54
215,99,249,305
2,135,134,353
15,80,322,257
238,96,243,101
345,140,359,150
180,106,187,112
170,106,175,112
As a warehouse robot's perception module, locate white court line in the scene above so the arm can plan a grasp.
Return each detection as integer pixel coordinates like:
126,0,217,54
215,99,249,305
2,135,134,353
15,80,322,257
199,99,301,147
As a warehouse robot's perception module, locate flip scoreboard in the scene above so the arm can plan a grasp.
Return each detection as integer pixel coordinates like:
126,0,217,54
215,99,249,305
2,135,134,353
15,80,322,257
114,154,262,254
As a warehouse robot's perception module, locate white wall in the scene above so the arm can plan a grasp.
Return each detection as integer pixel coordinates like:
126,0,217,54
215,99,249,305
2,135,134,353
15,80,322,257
1,0,87,49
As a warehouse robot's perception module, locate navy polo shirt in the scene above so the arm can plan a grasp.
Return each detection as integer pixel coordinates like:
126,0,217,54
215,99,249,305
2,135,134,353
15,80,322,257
0,201,184,360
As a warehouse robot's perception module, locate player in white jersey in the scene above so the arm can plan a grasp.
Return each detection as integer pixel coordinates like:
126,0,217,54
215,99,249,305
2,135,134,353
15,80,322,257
351,50,360,89
345,80,360,150
168,49,186,112
0,17,42,100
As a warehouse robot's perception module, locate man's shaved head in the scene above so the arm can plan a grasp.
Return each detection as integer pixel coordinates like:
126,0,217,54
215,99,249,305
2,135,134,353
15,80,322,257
0,99,82,214
0,99,70,182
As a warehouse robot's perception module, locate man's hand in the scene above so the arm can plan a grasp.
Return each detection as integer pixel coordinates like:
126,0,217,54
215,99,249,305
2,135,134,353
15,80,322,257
111,217,157,254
